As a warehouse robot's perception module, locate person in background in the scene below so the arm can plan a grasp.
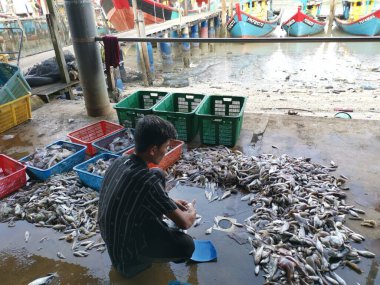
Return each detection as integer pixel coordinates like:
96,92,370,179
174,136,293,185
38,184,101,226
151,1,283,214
98,115,196,278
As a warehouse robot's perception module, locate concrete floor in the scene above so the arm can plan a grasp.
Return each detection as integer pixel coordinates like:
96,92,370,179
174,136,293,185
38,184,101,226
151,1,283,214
0,99,379,284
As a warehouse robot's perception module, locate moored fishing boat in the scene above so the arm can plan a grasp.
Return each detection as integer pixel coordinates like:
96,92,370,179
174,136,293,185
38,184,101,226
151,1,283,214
282,0,327,36
334,0,380,36
226,0,283,37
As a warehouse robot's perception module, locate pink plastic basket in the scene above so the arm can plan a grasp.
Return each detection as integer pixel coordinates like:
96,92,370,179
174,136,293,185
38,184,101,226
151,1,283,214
0,154,26,199
67,120,124,156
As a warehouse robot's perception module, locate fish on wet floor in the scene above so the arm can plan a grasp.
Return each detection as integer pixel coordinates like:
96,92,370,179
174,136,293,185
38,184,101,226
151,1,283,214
27,272,59,285
0,171,105,258
166,146,376,284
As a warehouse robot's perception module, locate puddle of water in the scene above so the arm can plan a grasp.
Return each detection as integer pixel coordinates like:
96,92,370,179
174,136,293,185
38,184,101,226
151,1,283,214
0,133,33,160
0,251,101,285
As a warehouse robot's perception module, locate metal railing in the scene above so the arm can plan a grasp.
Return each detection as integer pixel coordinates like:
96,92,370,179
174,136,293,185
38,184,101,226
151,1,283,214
94,36,380,43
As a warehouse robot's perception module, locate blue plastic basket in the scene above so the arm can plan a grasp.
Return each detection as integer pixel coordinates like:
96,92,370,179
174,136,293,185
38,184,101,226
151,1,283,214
19,140,86,181
73,153,120,191
92,128,135,155
0,63,31,105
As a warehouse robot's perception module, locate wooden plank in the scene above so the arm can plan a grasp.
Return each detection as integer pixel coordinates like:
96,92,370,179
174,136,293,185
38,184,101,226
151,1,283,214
31,81,79,103
46,0,73,100
118,11,221,38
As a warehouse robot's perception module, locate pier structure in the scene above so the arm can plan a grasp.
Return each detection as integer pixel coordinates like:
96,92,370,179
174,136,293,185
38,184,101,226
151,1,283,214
113,11,222,83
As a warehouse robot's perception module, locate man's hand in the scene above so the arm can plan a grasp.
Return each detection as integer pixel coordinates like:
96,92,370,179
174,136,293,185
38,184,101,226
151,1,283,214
167,199,197,230
174,199,190,211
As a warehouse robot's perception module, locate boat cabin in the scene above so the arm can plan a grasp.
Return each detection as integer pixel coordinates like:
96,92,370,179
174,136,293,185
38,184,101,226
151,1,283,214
342,0,375,21
304,0,322,17
241,0,271,20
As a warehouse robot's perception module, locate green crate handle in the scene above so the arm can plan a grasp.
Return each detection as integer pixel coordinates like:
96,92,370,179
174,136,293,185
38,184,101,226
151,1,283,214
212,118,223,123
185,95,194,100
149,93,159,97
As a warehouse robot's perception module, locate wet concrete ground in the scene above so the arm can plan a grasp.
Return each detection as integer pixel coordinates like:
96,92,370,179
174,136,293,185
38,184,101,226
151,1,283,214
0,101,379,284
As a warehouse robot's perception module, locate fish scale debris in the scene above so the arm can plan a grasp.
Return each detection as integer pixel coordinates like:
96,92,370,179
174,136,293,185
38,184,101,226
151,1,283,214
167,146,375,284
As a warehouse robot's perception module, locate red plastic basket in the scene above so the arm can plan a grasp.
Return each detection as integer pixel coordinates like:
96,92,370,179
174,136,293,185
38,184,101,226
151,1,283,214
124,140,184,171
0,154,27,199
67,120,124,156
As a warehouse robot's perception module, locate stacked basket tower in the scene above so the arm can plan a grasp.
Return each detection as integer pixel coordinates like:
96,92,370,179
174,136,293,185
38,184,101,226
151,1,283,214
0,63,32,134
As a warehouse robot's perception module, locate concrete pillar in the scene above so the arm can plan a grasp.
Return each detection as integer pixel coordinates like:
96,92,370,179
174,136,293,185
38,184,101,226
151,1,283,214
208,19,215,52
181,26,190,68
137,42,155,75
200,20,208,54
171,30,181,59
190,24,200,57
64,0,111,116
159,32,173,72
214,16,221,37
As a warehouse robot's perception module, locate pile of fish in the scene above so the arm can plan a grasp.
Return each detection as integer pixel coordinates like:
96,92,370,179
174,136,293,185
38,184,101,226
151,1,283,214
23,144,76,169
168,147,376,285
86,157,116,177
106,128,134,152
0,171,105,257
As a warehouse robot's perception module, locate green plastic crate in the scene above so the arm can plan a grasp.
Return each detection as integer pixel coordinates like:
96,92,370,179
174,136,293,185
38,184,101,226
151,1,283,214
153,92,207,142
114,90,169,128
0,63,31,105
196,95,247,147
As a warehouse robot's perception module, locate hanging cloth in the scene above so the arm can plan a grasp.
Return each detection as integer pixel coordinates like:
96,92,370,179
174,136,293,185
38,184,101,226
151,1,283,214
113,0,130,9
102,35,120,72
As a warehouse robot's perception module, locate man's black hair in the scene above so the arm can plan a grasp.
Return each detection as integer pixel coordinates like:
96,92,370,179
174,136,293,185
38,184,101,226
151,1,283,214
134,115,177,153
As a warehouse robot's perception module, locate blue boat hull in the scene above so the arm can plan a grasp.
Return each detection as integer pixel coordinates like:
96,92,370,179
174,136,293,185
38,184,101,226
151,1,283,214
334,10,380,36
282,9,326,36
227,9,283,37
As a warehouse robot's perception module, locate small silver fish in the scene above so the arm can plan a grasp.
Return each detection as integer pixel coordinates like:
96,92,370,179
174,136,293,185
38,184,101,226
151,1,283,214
73,250,89,257
219,190,231,201
205,227,213,235
57,252,65,259
193,217,202,227
27,272,58,285
241,194,251,201
356,250,376,258
25,231,30,243
39,236,48,243
232,222,244,227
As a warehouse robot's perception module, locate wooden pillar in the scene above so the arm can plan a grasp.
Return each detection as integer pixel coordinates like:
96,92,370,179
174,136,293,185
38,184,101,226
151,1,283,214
328,0,336,34
46,0,73,99
132,0,152,86
221,0,227,37
184,0,188,16
138,10,153,84
229,0,233,19
182,26,190,67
